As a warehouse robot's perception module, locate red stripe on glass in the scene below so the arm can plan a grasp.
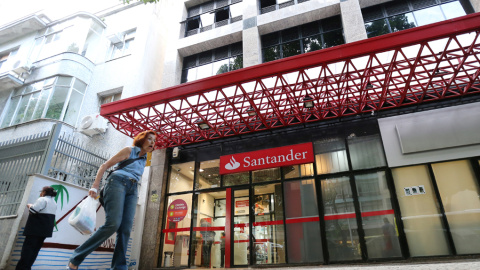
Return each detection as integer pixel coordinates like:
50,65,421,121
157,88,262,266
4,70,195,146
361,209,394,217
192,226,225,231
324,213,356,220
285,216,320,224
162,227,190,233
253,220,284,226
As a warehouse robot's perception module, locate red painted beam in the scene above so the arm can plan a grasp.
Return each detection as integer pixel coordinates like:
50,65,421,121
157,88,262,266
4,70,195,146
101,13,480,116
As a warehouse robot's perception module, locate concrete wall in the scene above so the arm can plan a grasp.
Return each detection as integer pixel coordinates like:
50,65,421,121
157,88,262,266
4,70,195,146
378,102,480,168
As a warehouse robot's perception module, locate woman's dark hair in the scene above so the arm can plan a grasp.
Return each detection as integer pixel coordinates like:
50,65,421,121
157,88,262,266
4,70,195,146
133,130,157,147
42,186,57,197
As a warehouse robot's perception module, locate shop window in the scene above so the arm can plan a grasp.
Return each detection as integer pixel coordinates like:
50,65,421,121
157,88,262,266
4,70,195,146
284,179,323,263
282,163,314,179
261,16,344,63
161,194,192,267
253,183,286,265
321,176,362,261
168,161,195,193
223,171,249,186
391,165,451,256
354,172,401,259
347,134,386,170
196,159,221,189
314,138,349,175
252,167,281,183
0,76,86,128
431,160,480,254
363,0,468,38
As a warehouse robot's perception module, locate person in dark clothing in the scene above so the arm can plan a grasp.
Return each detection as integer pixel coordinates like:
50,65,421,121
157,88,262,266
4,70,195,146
220,232,225,268
200,218,215,268
16,186,57,270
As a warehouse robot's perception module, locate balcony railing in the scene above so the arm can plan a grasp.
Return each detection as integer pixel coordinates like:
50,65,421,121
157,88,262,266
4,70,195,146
261,0,309,14
184,16,243,37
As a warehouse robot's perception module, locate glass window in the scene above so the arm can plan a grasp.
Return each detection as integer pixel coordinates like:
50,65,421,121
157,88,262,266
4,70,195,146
63,89,84,125
253,183,286,265
224,172,249,186
314,138,349,174
1,97,20,128
302,35,322,53
282,40,301,58
45,86,69,120
263,46,280,62
347,135,386,170
190,191,226,268
196,159,221,189
413,6,444,26
441,1,467,19
101,92,122,105
388,13,416,32
284,179,323,263
282,163,314,179
354,172,401,258
161,194,192,267
391,165,451,256
322,29,344,48
233,189,250,265
252,168,281,183
321,176,362,261
168,162,195,193
432,160,480,254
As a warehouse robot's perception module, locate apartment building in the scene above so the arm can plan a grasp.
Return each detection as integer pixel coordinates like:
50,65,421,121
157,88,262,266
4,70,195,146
98,0,480,269
0,2,165,269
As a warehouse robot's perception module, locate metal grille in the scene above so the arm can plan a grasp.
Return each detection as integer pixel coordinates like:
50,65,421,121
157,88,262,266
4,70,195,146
201,25,213,32
199,51,213,65
0,132,50,216
186,29,199,37
184,55,197,69
362,6,385,22
302,22,320,37
215,19,229,28
261,5,277,14
215,46,229,60
47,134,108,188
231,42,243,56
385,0,410,16
216,0,229,8
262,32,280,47
411,0,437,9
231,15,242,23
279,0,294,9
282,27,299,42
202,1,215,13
322,16,342,32
188,6,201,17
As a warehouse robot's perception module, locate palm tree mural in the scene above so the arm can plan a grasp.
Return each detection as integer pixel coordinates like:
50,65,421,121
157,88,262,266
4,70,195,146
51,184,69,232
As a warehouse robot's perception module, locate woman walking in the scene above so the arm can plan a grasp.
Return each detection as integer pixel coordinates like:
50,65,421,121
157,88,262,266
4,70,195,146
68,130,156,270
16,186,57,270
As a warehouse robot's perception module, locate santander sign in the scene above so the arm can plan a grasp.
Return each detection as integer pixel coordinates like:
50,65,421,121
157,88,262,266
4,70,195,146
220,143,314,175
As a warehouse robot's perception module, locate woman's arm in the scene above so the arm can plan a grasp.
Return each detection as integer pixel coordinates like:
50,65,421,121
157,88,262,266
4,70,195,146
89,147,132,197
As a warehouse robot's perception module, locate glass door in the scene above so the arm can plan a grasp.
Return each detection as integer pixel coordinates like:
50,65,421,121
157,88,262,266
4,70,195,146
190,190,226,268
232,188,250,266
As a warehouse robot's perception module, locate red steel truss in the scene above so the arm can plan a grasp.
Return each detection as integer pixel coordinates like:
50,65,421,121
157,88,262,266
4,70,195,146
101,13,480,148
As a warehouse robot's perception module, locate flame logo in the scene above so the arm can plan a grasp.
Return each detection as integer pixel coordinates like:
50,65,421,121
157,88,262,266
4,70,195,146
225,156,240,170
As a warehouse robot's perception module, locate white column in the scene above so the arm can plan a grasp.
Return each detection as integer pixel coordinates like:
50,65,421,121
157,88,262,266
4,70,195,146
340,0,368,43
242,0,262,67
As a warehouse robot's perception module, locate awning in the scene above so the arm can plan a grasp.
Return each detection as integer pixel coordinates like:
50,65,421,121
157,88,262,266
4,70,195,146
100,13,480,148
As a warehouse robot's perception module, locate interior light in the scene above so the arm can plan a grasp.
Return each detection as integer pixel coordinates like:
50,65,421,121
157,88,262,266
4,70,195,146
303,95,314,108
195,119,210,130
246,106,256,116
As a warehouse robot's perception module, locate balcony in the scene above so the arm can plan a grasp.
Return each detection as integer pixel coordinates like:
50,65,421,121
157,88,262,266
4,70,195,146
0,14,50,43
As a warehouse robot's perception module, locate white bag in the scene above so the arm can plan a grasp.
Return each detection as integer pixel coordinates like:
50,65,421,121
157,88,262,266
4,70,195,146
68,196,98,235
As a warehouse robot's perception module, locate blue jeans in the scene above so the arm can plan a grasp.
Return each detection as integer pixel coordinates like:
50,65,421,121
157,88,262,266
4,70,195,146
70,174,138,270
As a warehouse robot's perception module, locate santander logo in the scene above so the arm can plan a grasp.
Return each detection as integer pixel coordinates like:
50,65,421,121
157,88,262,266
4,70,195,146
224,157,241,170
220,143,314,175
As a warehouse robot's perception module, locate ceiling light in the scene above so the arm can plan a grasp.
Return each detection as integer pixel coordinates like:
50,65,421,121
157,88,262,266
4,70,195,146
303,95,314,108
195,119,210,130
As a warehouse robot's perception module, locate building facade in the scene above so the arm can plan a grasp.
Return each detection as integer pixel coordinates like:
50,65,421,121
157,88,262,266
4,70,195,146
0,2,166,269
98,0,480,269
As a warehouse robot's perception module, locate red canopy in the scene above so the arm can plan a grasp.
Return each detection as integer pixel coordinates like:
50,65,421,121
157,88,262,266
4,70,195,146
101,13,480,148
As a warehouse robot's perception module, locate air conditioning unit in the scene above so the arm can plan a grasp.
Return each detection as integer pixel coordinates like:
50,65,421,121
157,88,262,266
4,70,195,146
12,60,32,76
78,114,108,136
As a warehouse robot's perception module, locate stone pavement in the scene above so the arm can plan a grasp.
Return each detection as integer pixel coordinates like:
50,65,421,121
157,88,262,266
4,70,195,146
186,258,480,270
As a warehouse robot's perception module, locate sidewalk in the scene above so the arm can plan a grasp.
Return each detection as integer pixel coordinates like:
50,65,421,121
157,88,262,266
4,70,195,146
164,258,480,270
